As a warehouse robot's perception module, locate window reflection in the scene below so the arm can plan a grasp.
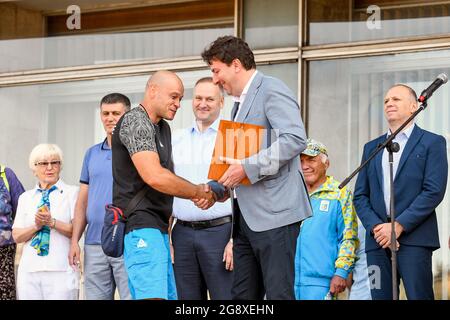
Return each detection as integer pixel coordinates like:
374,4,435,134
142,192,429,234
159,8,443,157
307,0,450,45
308,49,450,299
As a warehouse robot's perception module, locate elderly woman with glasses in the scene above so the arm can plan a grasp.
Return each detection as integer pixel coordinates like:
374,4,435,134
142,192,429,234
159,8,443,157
12,144,79,300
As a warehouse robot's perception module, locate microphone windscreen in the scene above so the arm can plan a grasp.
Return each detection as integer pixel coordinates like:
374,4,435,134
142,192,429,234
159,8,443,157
438,73,448,84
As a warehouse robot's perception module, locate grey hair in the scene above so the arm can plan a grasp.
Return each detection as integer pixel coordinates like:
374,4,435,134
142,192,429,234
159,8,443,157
319,153,328,164
28,144,64,171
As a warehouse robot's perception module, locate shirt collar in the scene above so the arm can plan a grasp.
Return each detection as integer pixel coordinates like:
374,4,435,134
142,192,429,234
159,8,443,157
309,175,335,196
233,70,258,103
210,117,221,131
33,179,64,195
190,117,221,134
387,123,415,139
101,138,111,150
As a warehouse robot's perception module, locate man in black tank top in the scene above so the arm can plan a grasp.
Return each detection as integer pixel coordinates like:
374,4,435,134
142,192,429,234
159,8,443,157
112,70,217,300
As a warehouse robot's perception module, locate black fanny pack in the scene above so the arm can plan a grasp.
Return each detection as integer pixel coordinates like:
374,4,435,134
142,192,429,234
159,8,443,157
101,188,147,258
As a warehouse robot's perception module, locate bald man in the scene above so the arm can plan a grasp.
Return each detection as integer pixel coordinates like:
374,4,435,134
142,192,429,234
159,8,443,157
111,71,216,300
354,84,448,300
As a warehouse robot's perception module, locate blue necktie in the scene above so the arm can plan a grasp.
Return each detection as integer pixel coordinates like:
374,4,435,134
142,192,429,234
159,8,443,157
30,185,57,256
231,101,240,121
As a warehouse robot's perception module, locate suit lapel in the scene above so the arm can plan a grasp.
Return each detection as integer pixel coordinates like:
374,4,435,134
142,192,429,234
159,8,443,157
394,125,423,181
235,71,263,123
374,138,384,191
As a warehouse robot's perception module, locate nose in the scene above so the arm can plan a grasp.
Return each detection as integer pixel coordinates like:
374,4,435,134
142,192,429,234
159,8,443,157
301,162,309,171
198,99,208,108
212,74,220,85
45,163,56,170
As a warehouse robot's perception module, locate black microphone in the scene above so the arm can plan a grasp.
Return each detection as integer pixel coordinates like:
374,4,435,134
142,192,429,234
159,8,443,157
418,73,448,103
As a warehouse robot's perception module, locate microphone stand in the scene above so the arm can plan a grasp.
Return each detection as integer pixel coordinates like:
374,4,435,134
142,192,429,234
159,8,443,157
339,100,428,300
386,140,400,300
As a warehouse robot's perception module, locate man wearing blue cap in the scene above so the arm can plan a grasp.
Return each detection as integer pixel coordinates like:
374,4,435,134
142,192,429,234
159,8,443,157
295,138,359,300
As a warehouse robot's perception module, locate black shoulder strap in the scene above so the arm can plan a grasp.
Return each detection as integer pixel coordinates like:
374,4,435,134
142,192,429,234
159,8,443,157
124,187,148,218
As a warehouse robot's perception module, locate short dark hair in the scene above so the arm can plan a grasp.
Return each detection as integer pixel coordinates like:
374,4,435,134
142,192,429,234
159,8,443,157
100,93,131,111
390,84,418,102
201,36,256,70
194,77,224,96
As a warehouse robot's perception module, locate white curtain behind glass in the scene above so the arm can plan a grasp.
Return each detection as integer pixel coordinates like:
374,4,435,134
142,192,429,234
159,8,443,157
309,50,450,299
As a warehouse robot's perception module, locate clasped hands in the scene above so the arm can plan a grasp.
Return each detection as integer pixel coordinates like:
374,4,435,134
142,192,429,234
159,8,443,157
191,183,230,210
372,221,404,250
191,156,247,210
34,205,53,230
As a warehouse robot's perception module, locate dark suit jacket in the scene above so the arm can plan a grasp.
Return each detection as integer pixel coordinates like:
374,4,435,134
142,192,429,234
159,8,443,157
354,125,448,252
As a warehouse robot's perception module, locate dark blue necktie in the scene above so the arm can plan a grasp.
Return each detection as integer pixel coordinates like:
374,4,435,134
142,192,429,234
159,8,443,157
231,101,240,121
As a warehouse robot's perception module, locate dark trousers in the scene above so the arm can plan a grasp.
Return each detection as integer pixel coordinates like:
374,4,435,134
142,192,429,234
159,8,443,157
172,221,233,300
0,243,16,300
231,203,300,300
367,244,434,300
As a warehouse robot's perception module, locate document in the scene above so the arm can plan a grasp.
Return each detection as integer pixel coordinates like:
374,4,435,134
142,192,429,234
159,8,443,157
208,120,264,185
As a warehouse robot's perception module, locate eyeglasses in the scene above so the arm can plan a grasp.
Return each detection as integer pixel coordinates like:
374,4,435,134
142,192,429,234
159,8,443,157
35,160,61,168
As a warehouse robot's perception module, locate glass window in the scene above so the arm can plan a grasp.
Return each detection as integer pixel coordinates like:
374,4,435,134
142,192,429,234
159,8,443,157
0,70,235,188
243,0,298,49
0,27,234,73
258,62,298,99
307,0,450,45
307,49,450,299
0,61,298,189
0,0,235,73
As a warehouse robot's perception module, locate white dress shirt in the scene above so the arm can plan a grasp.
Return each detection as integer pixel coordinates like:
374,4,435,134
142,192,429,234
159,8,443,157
233,70,258,121
382,123,415,216
172,118,232,221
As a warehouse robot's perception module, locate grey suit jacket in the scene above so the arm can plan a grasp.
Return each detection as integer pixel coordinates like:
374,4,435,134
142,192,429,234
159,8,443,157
233,71,312,231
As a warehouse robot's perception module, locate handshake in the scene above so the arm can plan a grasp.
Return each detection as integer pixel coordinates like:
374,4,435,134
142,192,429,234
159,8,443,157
191,181,230,210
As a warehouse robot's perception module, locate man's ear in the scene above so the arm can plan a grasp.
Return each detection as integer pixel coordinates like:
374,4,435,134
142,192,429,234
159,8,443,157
147,83,158,98
324,158,330,170
410,101,418,113
232,58,242,72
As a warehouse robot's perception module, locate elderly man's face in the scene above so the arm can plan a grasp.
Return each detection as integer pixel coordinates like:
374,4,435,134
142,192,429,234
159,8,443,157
34,156,61,188
301,154,328,187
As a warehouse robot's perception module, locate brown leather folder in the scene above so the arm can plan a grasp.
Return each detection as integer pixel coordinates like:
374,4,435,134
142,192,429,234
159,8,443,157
208,120,265,185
